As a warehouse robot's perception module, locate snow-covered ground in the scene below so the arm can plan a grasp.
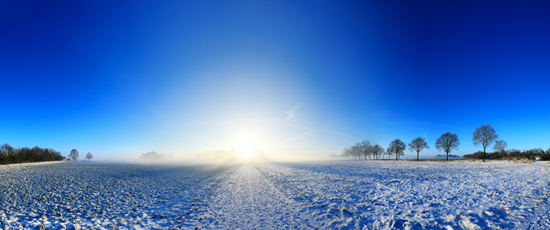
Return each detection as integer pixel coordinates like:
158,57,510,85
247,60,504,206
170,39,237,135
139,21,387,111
251,160,550,229
0,162,233,229
1,160,549,229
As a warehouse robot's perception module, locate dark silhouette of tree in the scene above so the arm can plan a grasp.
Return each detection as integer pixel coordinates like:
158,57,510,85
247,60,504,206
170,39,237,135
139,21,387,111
351,144,360,160
362,140,373,160
85,152,93,161
372,144,384,160
408,137,429,161
0,144,14,163
69,149,79,161
341,147,350,158
436,132,460,161
493,140,507,159
472,124,499,162
388,139,406,160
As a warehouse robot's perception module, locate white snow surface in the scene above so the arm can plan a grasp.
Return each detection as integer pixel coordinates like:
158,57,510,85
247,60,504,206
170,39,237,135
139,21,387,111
1,160,550,229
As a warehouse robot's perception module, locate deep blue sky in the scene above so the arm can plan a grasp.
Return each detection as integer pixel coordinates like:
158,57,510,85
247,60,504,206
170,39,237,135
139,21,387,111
1,1,549,160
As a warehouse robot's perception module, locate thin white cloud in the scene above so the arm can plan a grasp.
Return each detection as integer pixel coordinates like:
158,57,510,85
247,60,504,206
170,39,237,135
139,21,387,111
286,102,301,119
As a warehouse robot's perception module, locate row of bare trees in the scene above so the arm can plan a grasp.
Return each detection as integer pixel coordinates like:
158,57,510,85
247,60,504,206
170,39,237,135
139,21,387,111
341,139,409,160
341,135,455,161
340,124,542,161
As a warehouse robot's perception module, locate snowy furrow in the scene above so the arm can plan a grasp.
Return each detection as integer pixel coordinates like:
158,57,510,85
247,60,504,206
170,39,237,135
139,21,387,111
254,161,550,229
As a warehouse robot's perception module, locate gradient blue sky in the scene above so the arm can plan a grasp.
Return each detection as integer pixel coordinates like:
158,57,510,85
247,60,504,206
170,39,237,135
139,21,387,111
1,1,549,160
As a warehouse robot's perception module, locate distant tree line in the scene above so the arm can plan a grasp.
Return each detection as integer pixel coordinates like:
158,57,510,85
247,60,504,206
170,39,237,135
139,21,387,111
463,148,550,160
0,143,64,164
140,151,166,160
140,151,174,160
339,124,550,161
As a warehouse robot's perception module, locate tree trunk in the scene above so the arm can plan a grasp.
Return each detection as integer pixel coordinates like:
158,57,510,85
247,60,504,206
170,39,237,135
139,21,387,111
417,151,420,161
483,147,486,162
446,151,449,161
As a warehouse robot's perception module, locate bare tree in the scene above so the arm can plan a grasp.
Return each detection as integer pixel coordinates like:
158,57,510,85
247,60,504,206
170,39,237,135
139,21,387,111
388,139,406,160
0,144,14,163
351,144,357,159
408,137,429,161
386,146,393,159
342,147,351,158
368,145,374,159
435,132,460,161
85,152,93,161
351,144,361,160
0,143,14,153
69,149,79,161
472,124,499,162
372,144,385,160
493,140,507,159
362,140,373,160
366,144,374,160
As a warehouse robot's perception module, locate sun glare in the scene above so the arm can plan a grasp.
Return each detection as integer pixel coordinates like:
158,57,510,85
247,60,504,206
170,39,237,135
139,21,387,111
234,136,257,159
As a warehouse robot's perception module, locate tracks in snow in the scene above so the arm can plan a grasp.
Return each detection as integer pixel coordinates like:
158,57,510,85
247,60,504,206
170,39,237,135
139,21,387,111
195,164,317,229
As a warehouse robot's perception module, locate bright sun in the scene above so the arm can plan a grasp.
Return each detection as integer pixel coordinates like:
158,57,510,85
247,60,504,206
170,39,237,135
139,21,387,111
234,136,257,159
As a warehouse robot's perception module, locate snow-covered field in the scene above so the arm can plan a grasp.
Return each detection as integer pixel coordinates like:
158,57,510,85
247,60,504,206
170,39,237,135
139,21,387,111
251,160,550,229
1,160,549,229
0,162,232,229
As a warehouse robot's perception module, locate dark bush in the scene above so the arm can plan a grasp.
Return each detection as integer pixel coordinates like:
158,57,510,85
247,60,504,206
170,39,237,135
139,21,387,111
465,148,549,160
539,154,550,161
0,143,64,165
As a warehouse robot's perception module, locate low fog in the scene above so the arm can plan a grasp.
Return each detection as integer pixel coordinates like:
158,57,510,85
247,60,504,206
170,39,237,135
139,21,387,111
128,147,334,166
